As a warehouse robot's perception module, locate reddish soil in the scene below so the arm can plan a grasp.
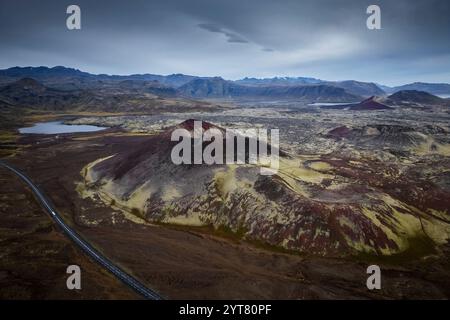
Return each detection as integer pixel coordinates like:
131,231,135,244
0,165,138,299
1,129,449,299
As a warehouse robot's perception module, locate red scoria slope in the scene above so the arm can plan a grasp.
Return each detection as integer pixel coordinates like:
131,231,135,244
81,120,450,257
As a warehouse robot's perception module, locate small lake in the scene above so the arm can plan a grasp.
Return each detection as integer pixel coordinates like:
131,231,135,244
19,121,107,134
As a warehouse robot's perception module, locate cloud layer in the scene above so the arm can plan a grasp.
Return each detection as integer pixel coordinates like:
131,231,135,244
0,0,449,86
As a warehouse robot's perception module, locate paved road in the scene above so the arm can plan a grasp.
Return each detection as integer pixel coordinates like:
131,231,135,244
0,160,164,300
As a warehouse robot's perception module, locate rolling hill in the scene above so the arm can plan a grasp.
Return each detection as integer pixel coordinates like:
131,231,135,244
387,90,449,106
391,82,450,95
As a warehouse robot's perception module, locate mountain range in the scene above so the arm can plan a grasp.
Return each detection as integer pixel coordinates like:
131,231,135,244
177,77,361,102
387,82,450,95
0,77,218,114
1,66,450,99
386,90,449,106
0,66,449,111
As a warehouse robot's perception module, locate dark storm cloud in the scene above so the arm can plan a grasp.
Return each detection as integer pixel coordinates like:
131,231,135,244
0,0,449,85
198,23,249,43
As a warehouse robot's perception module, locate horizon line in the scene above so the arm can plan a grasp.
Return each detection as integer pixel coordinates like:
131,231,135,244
1,64,450,88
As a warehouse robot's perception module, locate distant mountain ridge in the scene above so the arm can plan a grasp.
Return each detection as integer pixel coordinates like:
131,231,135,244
325,80,385,97
0,66,202,89
178,77,361,102
235,76,322,86
235,77,385,97
0,66,92,79
0,77,219,113
0,77,82,109
1,66,450,102
389,82,450,95
387,90,450,106
0,66,363,102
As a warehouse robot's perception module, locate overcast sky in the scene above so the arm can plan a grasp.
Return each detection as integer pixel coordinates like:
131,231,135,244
0,0,449,86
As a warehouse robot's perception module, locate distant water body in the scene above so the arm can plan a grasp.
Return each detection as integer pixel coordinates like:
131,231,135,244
308,102,352,106
19,121,106,134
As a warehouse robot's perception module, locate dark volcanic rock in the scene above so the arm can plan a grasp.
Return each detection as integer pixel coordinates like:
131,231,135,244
388,90,447,106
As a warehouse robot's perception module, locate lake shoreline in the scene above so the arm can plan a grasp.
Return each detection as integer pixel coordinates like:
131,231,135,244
19,120,107,135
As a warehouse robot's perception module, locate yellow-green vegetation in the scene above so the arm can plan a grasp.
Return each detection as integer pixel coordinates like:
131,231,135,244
82,154,116,183
77,157,152,226
163,211,204,226
308,161,332,171
412,137,450,156
0,131,16,143
161,185,182,202
356,193,450,255
271,158,334,198
213,166,237,199
278,158,333,184
0,130,18,157
353,234,437,265
79,148,450,258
